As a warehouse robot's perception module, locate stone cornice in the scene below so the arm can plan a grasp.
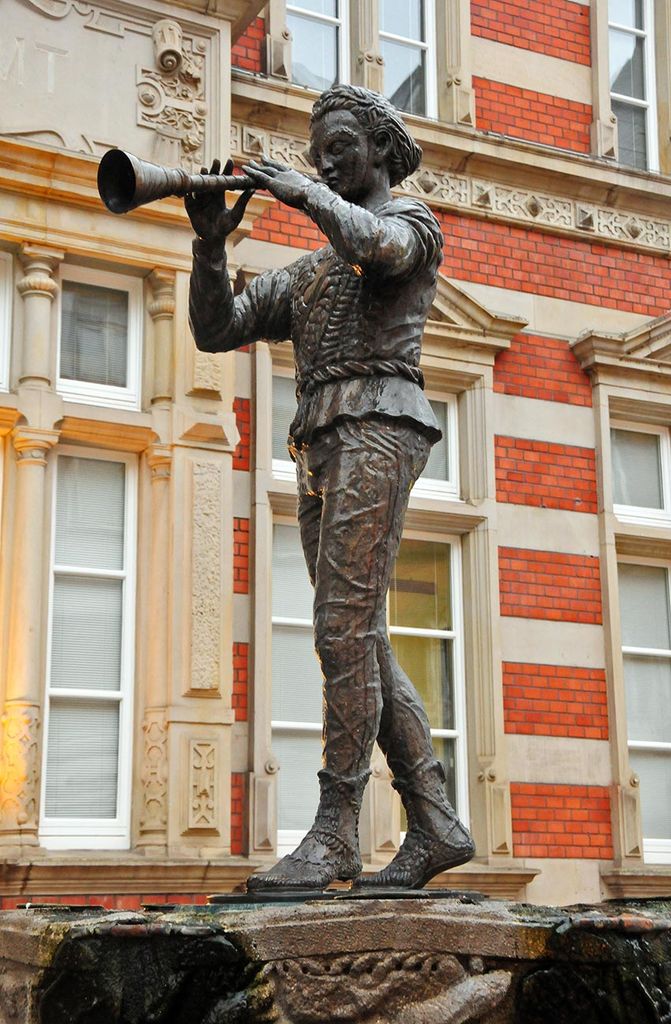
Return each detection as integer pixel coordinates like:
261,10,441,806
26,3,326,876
573,315,671,386
232,77,671,255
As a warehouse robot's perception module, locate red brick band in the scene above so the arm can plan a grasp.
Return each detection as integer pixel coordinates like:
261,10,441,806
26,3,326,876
499,547,602,624
494,334,592,407
472,0,590,66
234,517,250,595
474,77,592,153
503,662,608,739
511,783,613,859
233,397,251,472
495,436,597,514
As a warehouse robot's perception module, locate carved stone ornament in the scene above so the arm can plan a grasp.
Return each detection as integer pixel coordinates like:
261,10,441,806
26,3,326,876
190,462,223,692
0,704,41,831
263,950,511,1024
139,715,168,833
230,121,671,254
188,740,217,831
137,31,207,171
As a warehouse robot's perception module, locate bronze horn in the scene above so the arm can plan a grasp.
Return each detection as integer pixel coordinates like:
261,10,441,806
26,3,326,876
97,149,255,214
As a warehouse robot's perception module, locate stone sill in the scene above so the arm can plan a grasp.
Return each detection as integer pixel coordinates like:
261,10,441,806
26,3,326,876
601,867,671,899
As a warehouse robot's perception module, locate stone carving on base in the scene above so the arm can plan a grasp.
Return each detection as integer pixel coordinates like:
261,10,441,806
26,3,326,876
139,715,168,834
188,740,217,831
0,704,41,832
190,462,223,693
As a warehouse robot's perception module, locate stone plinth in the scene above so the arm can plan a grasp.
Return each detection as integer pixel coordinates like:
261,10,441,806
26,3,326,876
1,894,670,1023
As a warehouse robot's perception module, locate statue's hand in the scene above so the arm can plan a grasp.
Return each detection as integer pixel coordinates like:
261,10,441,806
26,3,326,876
242,157,312,210
185,158,253,244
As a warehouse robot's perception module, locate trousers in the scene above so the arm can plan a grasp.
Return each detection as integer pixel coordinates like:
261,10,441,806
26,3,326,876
294,416,438,781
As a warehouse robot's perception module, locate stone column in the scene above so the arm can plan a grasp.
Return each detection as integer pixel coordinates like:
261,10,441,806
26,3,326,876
0,428,59,851
590,0,618,160
17,245,64,388
266,0,291,78
148,270,176,406
350,0,384,93
138,445,173,852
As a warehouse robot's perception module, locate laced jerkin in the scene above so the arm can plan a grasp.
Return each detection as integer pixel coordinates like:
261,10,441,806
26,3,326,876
296,358,425,399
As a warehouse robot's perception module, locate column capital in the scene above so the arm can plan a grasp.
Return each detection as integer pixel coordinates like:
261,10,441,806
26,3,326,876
147,443,173,480
148,269,176,322
12,427,60,465
17,244,65,301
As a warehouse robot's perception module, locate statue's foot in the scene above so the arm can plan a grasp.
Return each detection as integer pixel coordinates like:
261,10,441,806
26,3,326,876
247,828,362,892
356,821,475,891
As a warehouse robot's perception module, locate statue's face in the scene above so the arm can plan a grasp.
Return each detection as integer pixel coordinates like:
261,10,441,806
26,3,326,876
309,110,380,201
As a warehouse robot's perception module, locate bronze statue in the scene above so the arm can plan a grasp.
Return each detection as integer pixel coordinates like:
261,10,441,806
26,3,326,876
186,85,475,891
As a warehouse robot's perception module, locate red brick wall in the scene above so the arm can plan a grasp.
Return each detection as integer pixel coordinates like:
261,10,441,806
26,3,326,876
495,436,597,514
250,203,327,250
233,397,251,471
231,16,265,73
499,547,602,624
503,663,609,739
233,641,249,722
233,517,250,594
511,783,613,859
494,334,592,407
472,0,591,66
438,212,671,317
231,772,246,856
473,78,592,153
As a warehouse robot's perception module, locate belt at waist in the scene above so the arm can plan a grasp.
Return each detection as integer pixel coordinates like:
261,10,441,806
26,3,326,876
296,358,424,399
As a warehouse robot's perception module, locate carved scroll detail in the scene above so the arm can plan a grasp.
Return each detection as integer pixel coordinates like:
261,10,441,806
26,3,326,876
137,35,207,171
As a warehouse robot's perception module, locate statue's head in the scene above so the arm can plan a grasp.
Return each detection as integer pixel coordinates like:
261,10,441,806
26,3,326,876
309,85,422,197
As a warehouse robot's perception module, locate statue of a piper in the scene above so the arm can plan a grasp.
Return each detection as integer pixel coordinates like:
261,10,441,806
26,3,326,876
186,85,475,891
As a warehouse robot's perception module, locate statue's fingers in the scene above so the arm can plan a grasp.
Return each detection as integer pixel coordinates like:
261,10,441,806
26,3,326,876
261,156,290,172
223,158,233,176
210,158,221,176
231,189,255,226
200,166,208,176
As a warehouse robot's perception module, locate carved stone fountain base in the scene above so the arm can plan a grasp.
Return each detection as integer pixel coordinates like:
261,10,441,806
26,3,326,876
1,893,670,1023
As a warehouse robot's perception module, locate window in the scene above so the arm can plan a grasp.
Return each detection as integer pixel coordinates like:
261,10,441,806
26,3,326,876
272,373,458,497
608,0,658,171
57,265,142,410
287,0,349,91
0,250,11,393
40,450,137,849
379,0,437,118
618,560,671,863
271,523,467,854
611,423,671,525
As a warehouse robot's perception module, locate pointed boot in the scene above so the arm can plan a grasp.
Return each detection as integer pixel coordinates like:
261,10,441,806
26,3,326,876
247,768,370,891
357,760,474,890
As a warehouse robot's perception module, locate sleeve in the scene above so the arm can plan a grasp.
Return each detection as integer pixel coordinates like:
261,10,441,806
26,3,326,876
188,237,292,353
302,184,442,280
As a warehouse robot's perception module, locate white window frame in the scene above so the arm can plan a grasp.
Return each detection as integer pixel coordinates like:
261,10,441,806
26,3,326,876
611,420,671,527
609,0,659,172
287,0,351,89
271,372,459,499
56,264,143,411
39,446,138,850
271,523,469,856
379,0,438,120
618,554,671,864
0,250,12,393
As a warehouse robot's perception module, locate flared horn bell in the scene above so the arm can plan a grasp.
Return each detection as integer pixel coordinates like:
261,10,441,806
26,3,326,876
97,149,255,214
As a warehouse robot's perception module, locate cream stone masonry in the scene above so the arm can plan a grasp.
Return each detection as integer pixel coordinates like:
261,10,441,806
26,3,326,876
493,393,596,449
472,37,592,105
507,735,612,788
497,505,600,558
500,619,607,670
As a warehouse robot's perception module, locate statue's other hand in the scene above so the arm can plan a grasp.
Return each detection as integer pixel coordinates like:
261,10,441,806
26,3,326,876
185,158,254,244
242,157,311,210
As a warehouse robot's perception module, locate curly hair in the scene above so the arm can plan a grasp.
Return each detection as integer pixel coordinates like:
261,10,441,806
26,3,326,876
310,85,422,187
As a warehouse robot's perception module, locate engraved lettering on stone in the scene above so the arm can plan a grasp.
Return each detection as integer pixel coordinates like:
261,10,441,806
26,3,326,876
139,715,168,832
189,740,217,830
264,951,511,1024
191,462,222,691
0,705,40,831
136,36,207,170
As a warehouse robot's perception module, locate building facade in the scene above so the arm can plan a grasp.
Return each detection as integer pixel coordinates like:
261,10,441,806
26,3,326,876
1,0,671,907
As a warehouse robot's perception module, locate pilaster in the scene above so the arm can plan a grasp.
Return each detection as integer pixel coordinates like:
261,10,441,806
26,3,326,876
17,245,64,389
148,271,176,407
350,0,384,93
590,0,618,160
436,0,475,127
266,0,291,79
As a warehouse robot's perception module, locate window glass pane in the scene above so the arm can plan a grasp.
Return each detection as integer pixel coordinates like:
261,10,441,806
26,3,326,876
290,0,337,15
629,750,671,840
421,401,449,481
272,376,298,461
391,634,454,730
50,576,123,691
624,655,671,743
380,0,423,40
274,730,322,830
272,524,314,620
609,30,646,98
612,100,648,169
380,39,426,116
618,563,671,650
61,281,128,388
45,699,119,818
609,0,643,29
56,456,125,570
272,625,323,722
611,429,662,509
288,12,338,91
390,540,451,631
401,737,456,829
